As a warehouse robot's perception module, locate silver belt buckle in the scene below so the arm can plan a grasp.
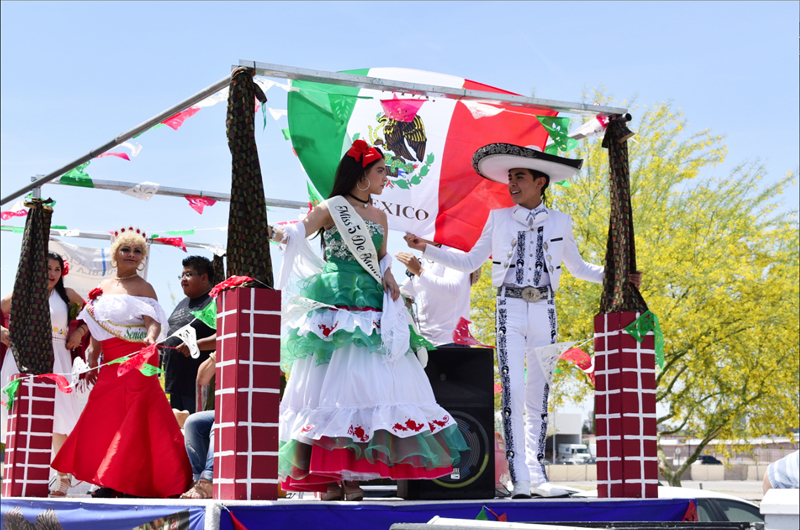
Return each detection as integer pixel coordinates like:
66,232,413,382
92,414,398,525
521,286,542,303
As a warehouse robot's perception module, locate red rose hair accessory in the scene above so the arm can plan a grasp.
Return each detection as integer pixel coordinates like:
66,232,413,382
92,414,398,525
346,139,382,167
62,261,70,276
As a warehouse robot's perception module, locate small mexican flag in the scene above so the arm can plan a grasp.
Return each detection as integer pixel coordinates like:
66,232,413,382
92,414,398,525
287,68,557,251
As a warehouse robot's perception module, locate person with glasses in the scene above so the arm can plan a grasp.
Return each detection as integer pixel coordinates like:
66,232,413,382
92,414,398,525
162,256,217,414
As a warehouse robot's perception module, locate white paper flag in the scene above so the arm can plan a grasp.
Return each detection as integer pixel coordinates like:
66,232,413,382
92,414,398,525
533,341,579,388
121,181,159,201
171,324,200,359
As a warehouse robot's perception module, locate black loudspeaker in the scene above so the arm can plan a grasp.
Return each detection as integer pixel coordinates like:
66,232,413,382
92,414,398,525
398,347,496,500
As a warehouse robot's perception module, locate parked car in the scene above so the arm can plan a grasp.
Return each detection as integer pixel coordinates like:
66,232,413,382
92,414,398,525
572,486,763,523
695,455,723,465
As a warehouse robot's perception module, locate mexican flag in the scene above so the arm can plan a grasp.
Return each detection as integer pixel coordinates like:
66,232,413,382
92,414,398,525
287,68,557,251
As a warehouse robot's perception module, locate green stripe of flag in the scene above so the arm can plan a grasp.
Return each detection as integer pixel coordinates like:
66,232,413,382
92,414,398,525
288,68,369,198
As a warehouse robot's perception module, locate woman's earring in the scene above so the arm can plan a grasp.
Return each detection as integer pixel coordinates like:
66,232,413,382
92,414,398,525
111,260,118,269
357,178,370,192
137,262,145,272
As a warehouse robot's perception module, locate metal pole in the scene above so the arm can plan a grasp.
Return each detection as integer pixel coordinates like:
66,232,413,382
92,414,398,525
45,177,308,210
1,73,234,206
240,60,630,117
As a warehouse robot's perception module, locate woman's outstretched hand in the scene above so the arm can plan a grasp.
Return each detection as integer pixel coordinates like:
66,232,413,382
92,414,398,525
403,233,427,252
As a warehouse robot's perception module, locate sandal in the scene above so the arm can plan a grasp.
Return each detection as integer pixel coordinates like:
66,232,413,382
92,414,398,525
343,481,364,502
180,479,213,499
48,473,71,497
320,482,343,501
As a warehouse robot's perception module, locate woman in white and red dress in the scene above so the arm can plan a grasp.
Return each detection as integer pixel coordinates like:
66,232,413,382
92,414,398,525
1,251,89,497
271,140,467,501
52,227,192,498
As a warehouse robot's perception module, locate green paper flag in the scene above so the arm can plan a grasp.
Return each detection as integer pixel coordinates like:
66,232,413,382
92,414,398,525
191,300,218,330
2,378,23,411
51,225,67,230
261,104,268,131
106,356,129,365
555,181,572,188
624,311,665,370
307,181,324,209
537,117,578,152
133,123,165,138
59,161,94,188
545,144,559,156
1,226,26,234
139,364,164,377
25,193,56,208
475,507,489,521
165,230,195,236
281,128,291,140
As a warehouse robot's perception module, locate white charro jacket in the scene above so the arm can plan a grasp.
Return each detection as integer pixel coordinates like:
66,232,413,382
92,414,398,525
422,205,604,290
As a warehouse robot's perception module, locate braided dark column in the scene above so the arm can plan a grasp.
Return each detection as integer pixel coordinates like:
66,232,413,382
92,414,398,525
225,67,273,288
9,199,54,374
599,120,647,314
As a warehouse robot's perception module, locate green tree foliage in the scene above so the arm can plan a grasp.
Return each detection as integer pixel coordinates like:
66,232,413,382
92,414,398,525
469,95,799,485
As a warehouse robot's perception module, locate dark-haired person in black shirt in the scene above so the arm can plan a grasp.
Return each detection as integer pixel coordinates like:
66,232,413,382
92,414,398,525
163,256,217,413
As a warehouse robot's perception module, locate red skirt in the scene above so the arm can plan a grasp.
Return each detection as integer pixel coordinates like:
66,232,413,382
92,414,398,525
52,338,192,498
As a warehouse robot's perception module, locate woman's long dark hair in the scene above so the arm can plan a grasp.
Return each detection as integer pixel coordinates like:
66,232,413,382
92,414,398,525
328,146,385,200
319,146,385,254
47,251,70,307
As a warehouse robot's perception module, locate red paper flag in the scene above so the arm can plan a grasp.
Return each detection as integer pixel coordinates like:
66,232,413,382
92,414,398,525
39,374,72,394
95,152,131,161
153,237,187,252
560,347,592,371
228,510,250,530
117,344,158,376
452,317,494,348
493,383,503,394
1,210,27,221
682,500,699,521
2,201,28,221
185,195,217,214
162,107,201,131
209,276,255,298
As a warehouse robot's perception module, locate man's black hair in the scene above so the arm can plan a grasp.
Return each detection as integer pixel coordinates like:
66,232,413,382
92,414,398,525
182,255,214,284
528,169,550,205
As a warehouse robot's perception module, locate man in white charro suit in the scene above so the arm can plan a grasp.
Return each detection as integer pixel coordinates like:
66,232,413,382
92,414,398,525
405,143,641,498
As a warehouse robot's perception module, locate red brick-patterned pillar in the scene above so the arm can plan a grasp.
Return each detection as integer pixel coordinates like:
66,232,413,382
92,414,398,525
213,287,281,500
2,374,56,497
594,312,658,498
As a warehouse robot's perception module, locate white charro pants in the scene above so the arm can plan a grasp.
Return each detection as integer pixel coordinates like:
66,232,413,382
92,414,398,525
495,294,558,486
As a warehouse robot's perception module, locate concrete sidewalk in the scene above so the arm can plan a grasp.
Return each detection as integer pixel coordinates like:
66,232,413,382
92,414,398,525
559,479,765,502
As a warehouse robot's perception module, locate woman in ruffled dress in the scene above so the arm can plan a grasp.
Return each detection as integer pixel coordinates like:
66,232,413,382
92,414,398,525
1,251,89,496
271,140,467,501
51,228,192,498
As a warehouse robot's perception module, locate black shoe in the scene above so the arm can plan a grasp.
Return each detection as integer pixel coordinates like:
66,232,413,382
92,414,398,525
91,487,123,498
511,492,532,499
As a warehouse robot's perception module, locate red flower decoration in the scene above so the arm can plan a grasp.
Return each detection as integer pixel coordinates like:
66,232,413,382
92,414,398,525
209,276,255,298
62,261,70,276
88,288,103,300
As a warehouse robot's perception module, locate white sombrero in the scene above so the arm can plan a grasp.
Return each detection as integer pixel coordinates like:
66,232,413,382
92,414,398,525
472,143,583,184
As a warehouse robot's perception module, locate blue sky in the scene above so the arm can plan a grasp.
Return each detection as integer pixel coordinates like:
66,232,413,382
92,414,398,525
2,1,798,310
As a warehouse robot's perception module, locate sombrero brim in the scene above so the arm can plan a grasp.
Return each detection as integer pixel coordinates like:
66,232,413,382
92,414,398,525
473,143,583,184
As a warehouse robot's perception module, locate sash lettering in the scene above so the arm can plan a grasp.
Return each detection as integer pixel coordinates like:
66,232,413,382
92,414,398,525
328,197,383,284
